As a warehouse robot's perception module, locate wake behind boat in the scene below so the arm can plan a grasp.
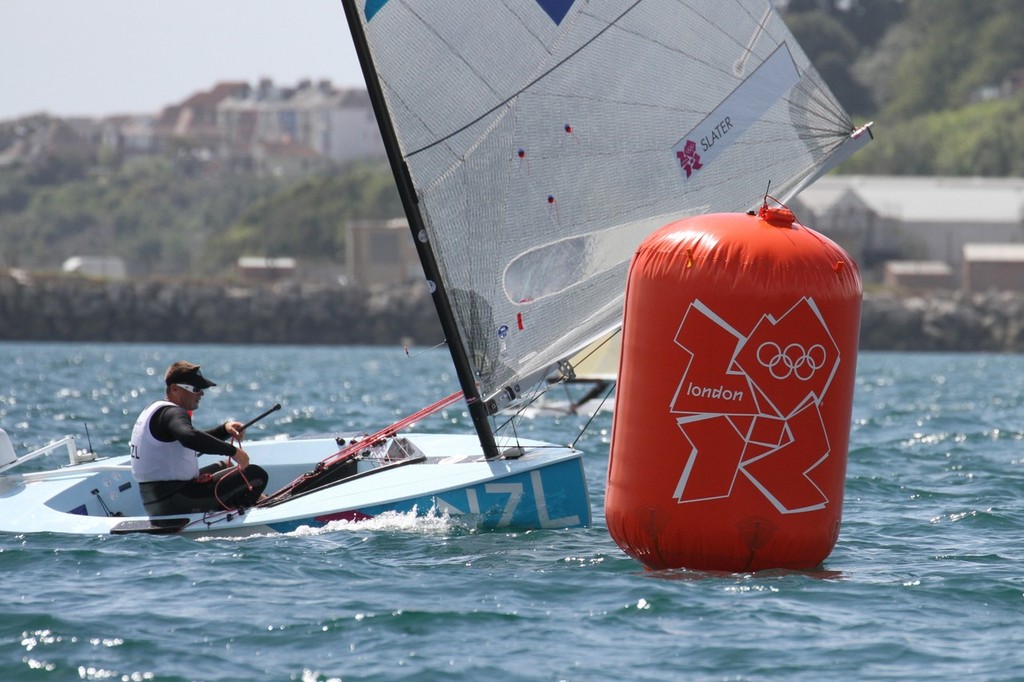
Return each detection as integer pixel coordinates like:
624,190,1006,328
0,0,868,536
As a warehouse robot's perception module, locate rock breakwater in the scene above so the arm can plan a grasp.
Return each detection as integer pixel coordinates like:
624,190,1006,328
859,289,1024,352
2,273,1024,352
0,273,442,346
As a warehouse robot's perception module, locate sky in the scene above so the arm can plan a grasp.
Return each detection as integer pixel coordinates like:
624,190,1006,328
0,0,366,121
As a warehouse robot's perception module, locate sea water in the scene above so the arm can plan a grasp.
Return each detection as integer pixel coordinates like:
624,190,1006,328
2,343,1024,681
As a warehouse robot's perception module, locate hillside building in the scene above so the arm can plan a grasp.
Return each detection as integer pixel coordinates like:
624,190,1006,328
793,175,1024,289
962,244,1024,293
1,79,386,175
345,219,420,290
883,260,953,291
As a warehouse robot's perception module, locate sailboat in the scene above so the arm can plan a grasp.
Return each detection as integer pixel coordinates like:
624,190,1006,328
0,0,869,536
526,333,620,417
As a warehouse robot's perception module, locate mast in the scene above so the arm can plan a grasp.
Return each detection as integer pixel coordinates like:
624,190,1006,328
340,1,501,459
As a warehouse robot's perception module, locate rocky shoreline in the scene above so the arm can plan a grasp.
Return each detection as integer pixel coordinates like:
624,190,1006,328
0,273,443,346
2,272,1023,352
858,289,1024,352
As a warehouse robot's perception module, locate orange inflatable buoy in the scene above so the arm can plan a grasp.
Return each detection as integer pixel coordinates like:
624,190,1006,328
605,210,861,572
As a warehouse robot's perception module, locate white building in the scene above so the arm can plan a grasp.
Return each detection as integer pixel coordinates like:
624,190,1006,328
792,176,1024,286
345,218,420,290
61,256,127,280
883,260,953,291
216,80,384,167
962,243,1024,293
317,88,385,164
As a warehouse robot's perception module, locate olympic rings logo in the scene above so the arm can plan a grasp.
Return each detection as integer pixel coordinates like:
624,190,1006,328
755,342,826,381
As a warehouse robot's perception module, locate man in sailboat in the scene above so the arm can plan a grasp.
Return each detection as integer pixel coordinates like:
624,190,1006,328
129,361,268,516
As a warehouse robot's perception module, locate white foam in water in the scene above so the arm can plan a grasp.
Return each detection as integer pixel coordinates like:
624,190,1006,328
290,505,463,536
196,505,465,542
301,670,341,682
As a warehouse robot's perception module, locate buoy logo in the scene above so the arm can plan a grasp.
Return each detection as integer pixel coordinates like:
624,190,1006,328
685,382,744,401
756,342,827,381
670,297,840,513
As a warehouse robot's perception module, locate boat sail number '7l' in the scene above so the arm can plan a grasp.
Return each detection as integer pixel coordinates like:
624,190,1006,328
0,0,868,536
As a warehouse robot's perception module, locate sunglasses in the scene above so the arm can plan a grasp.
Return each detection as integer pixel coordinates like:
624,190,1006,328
174,383,205,395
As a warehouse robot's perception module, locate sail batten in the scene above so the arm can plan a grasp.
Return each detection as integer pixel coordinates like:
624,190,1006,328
345,0,870,415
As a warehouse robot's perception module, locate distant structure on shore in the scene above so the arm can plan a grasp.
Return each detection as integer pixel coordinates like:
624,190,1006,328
4,89,1024,297
791,175,1024,293
0,79,386,177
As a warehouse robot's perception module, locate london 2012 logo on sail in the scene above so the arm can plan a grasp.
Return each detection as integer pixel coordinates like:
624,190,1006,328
669,297,840,515
365,0,578,24
672,45,801,182
676,117,735,178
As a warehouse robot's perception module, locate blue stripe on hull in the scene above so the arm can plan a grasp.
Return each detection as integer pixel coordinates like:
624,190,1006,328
267,457,590,533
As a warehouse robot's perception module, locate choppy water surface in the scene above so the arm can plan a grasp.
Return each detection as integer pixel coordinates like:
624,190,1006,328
2,344,1024,680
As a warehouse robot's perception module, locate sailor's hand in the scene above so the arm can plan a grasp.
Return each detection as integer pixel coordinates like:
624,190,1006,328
225,420,246,441
231,447,250,470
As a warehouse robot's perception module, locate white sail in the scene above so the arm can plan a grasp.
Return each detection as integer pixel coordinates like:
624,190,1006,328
348,0,869,413
532,333,620,417
567,333,620,382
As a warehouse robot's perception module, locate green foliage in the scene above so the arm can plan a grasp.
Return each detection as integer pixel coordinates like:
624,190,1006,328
784,0,907,50
781,0,1024,176
205,161,402,268
882,0,1024,120
783,0,907,117
2,0,1023,278
0,157,401,274
843,92,1024,175
785,11,874,116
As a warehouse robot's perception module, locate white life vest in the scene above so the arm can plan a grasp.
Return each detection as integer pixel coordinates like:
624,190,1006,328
129,400,201,482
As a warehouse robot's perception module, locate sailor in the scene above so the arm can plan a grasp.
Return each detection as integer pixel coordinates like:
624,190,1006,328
130,360,268,516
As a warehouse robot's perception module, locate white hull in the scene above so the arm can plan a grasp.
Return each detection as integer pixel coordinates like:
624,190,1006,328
524,396,615,418
525,378,616,418
0,433,591,536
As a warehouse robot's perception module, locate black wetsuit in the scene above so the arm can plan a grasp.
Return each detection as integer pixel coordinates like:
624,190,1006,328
137,405,269,516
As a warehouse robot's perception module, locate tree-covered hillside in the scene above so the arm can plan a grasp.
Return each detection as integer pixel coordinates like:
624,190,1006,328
783,0,1024,173
0,158,401,275
1,0,1022,277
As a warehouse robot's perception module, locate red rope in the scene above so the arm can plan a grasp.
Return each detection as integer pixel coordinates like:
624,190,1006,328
211,438,254,511
262,390,465,503
324,390,462,467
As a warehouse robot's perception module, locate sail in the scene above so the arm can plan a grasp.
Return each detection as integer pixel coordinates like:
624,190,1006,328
567,334,620,383
343,0,869,414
